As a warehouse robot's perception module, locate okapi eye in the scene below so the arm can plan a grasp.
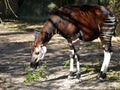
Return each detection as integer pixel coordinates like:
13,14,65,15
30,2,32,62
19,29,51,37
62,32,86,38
35,52,39,55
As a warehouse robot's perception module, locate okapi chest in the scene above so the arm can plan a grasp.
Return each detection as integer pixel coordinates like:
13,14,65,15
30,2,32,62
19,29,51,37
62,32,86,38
53,5,115,41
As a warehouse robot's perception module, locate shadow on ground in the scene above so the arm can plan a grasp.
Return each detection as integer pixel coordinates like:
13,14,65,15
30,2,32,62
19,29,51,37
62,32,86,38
0,30,120,89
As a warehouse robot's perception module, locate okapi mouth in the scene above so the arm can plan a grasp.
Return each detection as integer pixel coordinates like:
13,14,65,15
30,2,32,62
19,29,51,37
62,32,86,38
30,59,43,71
30,61,39,71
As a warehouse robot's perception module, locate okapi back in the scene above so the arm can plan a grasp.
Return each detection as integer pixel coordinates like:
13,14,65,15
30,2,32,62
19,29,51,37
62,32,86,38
53,5,111,41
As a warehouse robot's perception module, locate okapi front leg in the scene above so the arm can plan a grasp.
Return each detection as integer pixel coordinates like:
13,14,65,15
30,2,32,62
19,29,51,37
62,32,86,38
68,49,75,79
72,39,81,82
74,52,81,83
68,39,81,80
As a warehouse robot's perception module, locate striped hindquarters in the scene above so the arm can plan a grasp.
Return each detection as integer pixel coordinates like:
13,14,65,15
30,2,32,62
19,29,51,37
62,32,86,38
100,15,116,41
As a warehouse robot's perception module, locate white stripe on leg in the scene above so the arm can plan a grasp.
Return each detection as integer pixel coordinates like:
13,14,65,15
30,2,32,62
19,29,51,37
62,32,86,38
101,51,112,73
69,50,74,72
68,50,74,79
75,55,80,73
75,55,80,83
70,58,74,72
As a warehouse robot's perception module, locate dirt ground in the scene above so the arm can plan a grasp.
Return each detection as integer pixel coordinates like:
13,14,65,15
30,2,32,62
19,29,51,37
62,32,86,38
0,22,120,90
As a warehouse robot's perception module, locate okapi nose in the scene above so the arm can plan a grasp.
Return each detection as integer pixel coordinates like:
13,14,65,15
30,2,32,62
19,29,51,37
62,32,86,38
30,62,39,71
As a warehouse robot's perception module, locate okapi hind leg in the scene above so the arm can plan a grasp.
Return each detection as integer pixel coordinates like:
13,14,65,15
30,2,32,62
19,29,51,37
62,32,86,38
99,36,113,80
99,15,116,80
99,34,114,80
99,50,112,80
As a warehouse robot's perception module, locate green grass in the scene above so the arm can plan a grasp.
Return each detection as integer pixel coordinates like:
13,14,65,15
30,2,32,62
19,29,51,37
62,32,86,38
63,60,70,68
24,62,47,83
107,70,120,81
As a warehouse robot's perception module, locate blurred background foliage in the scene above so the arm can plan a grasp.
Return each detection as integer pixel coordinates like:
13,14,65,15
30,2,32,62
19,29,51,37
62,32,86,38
0,0,120,35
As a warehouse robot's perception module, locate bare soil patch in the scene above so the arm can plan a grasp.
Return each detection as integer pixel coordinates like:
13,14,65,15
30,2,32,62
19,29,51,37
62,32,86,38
0,22,120,90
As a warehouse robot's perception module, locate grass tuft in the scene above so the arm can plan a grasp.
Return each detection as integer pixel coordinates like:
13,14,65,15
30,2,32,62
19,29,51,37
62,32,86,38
24,62,47,83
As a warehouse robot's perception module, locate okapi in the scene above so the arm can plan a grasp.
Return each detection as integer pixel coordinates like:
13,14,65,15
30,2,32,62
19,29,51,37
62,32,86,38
30,5,117,82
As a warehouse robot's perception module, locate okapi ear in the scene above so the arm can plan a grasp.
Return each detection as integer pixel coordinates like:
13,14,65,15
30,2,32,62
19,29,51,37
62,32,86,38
34,29,40,41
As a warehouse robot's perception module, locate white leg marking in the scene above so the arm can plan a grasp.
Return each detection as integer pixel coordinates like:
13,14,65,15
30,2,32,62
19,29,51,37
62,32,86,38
76,59,80,83
69,50,74,72
70,57,74,72
75,54,80,83
101,51,112,73
75,55,80,73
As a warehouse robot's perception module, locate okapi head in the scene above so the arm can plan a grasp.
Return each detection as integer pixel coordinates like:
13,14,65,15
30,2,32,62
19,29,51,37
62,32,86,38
30,29,47,70
30,15,60,70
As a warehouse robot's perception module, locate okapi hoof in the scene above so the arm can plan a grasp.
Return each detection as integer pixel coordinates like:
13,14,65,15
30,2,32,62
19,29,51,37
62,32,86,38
76,73,81,79
98,72,107,81
68,72,74,79
75,73,81,83
75,79,80,84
